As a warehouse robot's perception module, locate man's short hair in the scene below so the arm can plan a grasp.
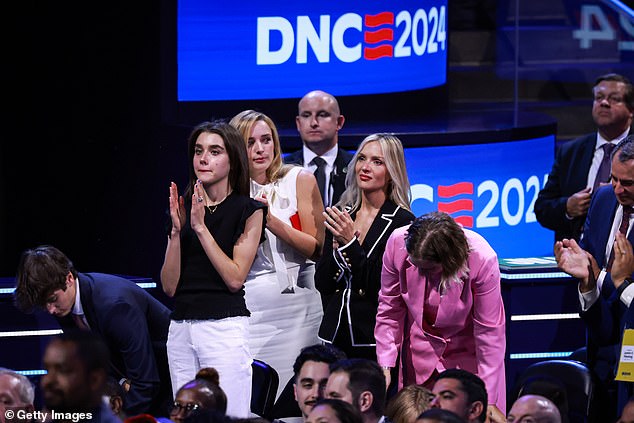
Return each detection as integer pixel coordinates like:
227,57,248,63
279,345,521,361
614,135,634,163
51,330,110,373
14,245,78,313
329,358,386,418
293,344,347,379
0,368,35,404
435,369,487,423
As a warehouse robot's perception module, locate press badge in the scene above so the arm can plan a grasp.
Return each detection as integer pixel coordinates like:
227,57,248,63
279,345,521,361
616,329,634,382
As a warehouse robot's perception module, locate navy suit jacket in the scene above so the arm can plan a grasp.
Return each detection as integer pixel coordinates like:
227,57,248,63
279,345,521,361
57,273,172,416
580,186,634,415
535,133,596,241
284,147,354,207
579,184,634,288
582,281,634,417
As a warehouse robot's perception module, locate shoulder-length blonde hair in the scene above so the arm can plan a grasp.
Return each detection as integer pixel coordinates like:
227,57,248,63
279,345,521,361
336,133,412,213
229,110,291,183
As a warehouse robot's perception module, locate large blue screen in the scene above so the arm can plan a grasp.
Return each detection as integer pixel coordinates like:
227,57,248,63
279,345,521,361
404,136,555,259
178,0,448,100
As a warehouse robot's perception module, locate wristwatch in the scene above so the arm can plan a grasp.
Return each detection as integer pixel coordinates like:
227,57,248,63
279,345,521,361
617,277,633,298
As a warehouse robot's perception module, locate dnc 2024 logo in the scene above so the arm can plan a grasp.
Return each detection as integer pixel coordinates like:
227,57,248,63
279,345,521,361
256,6,447,64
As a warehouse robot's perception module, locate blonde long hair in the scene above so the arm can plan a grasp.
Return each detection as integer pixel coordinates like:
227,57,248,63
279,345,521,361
336,133,412,213
229,110,292,183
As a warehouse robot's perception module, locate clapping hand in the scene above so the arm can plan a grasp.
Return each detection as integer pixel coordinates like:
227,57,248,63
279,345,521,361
323,206,355,245
169,182,186,235
611,233,634,289
190,180,207,233
554,238,597,292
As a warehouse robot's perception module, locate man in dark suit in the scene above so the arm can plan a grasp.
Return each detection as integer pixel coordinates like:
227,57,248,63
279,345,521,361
285,90,354,207
535,73,633,241
14,245,171,417
555,135,634,418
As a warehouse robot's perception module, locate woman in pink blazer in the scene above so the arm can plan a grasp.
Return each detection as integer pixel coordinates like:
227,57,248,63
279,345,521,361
374,212,506,415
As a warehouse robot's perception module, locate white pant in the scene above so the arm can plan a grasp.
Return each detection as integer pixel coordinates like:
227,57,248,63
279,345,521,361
167,317,253,417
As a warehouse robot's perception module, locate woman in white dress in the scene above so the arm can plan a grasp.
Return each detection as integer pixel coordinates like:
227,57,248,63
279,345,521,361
230,110,325,396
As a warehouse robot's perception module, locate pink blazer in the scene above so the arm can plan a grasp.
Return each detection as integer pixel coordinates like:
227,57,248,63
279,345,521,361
375,225,506,412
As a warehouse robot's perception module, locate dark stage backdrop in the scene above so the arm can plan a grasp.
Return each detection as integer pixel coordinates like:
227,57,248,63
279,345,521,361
2,1,178,286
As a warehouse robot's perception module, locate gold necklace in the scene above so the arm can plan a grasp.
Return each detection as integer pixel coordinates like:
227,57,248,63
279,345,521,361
204,190,232,214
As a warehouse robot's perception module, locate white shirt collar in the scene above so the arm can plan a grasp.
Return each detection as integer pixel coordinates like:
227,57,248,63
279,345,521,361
72,275,84,315
303,144,338,168
596,127,630,150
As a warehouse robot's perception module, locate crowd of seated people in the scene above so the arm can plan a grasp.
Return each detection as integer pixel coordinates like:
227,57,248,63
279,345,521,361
8,75,634,423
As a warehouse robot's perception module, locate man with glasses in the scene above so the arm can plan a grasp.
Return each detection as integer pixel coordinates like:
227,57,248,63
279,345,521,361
535,73,633,242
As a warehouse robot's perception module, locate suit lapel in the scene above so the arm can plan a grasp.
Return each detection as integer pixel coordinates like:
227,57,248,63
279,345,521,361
78,274,99,333
362,201,401,258
576,135,597,185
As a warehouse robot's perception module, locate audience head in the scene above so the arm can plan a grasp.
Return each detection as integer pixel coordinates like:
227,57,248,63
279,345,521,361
507,394,562,423
186,120,250,198
229,110,285,183
14,245,78,315
592,73,633,140
416,408,466,423
385,384,434,423
180,408,230,423
0,368,35,423
307,398,364,423
337,133,411,213
617,396,634,423
296,90,345,155
405,212,470,291
431,369,487,423
325,359,386,422
293,344,347,419
170,367,228,423
104,376,127,420
41,330,110,413
611,135,634,207
518,375,569,423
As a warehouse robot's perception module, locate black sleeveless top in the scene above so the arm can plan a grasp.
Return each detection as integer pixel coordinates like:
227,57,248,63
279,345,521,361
170,192,265,320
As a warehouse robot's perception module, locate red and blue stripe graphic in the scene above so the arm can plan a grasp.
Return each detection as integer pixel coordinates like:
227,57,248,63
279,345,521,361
437,182,474,227
364,12,394,60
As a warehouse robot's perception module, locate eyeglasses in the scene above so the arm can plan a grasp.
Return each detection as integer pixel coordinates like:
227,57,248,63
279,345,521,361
169,401,200,416
594,94,625,105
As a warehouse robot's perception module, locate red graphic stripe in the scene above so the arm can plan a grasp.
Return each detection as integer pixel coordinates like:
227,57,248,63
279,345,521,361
364,28,393,44
453,215,474,228
364,45,393,60
438,199,474,214
365,12,394,27
438,182,474,197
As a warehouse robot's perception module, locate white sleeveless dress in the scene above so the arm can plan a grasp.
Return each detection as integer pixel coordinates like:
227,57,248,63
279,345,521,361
245,166,324,397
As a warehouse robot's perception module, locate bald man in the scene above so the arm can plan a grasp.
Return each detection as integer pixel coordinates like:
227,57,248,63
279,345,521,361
507,395,562,423
285,90,353,207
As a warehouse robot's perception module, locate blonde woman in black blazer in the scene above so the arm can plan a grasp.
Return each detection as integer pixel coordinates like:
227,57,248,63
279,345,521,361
315,133,414,360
